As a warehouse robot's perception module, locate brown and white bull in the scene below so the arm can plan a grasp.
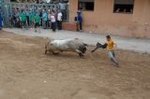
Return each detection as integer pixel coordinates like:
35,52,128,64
45,38,87,57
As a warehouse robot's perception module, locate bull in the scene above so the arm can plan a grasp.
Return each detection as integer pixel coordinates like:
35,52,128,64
45,38,87,57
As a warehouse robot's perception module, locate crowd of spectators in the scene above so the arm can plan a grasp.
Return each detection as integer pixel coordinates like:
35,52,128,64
0,0,68,32
8,5,65,32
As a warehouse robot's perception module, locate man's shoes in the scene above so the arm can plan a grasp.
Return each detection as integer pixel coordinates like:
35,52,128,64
115,62,120,67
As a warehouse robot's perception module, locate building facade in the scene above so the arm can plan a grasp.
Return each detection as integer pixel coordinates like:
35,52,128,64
68,0,150,38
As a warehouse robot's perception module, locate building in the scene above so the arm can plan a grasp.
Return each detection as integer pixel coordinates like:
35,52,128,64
67,0,150,38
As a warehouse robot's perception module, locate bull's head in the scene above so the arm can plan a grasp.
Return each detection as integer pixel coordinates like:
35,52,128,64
78,43,88,54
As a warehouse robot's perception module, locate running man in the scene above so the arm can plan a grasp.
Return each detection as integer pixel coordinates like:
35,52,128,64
91,35,119,67
105,35,119,66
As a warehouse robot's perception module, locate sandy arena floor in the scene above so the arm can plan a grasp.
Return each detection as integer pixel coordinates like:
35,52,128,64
0,31,150,99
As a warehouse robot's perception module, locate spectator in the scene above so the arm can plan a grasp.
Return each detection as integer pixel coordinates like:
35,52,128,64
59,2,67,21
0,13,3,30
34,13,41,33
39,9,43,26
2,3,69,29
77,11,83,31
50,11,56,32
47,9,52,28
42,9,48,29
57,10,63,30
11,8,16,27
8,15,13,28
0,7,3,15
29,9,34,28
15,8,20,18
25,8,30,27
16,8,21,28
19,10,27,29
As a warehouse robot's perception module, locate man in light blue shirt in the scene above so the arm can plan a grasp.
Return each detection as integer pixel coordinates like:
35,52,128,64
42,9,48,29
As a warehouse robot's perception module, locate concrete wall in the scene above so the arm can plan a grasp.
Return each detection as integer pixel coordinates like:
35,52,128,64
69,0,150,38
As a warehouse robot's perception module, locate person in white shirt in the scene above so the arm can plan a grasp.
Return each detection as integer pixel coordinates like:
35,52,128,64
47,9,51,28
57,10,63,30
50,11,56,32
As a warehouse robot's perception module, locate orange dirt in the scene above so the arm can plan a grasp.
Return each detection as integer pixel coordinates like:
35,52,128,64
0,31,150,99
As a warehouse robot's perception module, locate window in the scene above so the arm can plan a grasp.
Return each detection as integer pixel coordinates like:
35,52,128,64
114,0,134,14
78,0,95,11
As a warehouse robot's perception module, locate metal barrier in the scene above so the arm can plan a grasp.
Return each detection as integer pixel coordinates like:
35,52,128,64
0,2,69,27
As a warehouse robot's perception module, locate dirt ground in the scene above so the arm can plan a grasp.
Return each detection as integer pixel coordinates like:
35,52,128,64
0,31,150,99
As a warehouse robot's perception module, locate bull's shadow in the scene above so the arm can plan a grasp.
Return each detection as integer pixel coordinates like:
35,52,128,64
45,52,86,59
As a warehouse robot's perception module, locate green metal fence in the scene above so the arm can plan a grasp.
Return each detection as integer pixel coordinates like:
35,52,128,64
0,2,69,27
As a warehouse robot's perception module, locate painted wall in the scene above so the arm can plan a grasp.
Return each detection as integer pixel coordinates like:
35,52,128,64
69,0,150,38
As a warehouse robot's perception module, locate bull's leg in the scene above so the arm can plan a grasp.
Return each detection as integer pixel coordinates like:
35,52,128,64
52,51,60,55
52,52,59,55
45,49,53,55
45,50,47,54
76,49,84,57
45,42,49,54
78,53,84,57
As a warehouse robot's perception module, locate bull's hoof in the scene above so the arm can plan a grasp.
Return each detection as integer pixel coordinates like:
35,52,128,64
45,50,47,54
78,53,84,57
52,52,60,55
